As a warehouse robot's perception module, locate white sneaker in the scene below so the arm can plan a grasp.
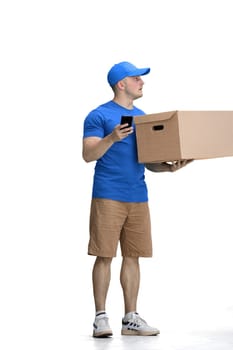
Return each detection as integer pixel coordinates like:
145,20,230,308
93,312,113,338
121,312,160,336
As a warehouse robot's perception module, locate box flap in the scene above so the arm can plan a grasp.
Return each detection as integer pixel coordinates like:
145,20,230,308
134,111,177,125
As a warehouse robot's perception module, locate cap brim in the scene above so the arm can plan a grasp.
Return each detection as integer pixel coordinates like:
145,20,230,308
128,67,150,77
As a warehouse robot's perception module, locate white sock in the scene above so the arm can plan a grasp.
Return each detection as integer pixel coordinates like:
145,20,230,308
96,310,106,318
124,311,137,318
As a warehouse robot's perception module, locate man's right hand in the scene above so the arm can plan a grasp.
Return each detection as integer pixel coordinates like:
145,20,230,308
110,124,134,142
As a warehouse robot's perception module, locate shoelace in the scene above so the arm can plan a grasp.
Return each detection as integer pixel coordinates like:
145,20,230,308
94,316,110,329
131,314,147,326
96,316,109,324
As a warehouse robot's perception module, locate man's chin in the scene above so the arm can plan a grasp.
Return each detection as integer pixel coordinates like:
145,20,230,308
134,92,143,99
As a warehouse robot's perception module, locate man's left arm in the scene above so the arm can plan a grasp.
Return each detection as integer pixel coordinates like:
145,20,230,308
145,160,194,172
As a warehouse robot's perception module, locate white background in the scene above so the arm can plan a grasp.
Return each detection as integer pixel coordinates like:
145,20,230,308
1,0,233,349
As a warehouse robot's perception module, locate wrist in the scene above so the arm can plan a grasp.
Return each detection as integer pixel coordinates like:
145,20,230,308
109,132,118,143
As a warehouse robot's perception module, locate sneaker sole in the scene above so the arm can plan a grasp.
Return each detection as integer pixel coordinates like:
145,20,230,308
121,329,160,336
93,330,113,338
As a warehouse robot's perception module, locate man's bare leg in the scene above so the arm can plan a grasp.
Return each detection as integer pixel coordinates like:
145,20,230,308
92,256,112,311
120,257,140,314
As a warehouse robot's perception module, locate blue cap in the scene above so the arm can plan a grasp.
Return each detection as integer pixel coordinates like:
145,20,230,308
107,61,150,86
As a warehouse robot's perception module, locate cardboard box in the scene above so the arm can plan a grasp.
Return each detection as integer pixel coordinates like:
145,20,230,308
134,111,233,163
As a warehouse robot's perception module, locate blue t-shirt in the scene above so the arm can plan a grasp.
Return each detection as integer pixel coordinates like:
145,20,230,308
83,100,148,202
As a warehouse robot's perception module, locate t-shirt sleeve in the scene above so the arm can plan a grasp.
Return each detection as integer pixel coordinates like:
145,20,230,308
83,110,105,138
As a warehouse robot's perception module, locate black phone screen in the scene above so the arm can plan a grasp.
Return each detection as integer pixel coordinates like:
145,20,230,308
120,116,133,128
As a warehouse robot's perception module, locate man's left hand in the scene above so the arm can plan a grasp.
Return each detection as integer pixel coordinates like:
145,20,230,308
169,159,194,172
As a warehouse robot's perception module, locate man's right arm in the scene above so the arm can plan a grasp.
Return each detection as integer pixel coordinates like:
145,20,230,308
82,135,115,163
82,124,134,163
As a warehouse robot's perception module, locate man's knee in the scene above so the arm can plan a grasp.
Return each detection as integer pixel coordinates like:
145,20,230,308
96,256,113,266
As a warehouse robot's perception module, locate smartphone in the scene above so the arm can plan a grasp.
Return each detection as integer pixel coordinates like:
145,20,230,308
120,115,133,129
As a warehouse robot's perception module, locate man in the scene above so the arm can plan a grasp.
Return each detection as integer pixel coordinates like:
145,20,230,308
82,61,191,337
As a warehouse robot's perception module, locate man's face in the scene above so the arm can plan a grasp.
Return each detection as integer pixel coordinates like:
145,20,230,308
122,76,145,100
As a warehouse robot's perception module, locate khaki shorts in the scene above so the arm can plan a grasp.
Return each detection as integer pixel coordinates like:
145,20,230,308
88,198,152,257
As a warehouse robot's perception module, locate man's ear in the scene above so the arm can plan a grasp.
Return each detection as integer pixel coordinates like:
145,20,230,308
117,79,126,91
